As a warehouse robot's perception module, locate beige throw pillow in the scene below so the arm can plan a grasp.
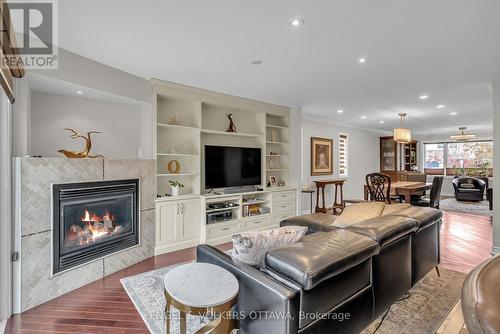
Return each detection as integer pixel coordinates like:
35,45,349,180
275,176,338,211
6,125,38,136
333,202,386,227
381,203,412,216
231,225,308,267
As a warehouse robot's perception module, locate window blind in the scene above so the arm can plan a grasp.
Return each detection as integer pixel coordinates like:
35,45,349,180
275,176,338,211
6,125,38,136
339,133,348,177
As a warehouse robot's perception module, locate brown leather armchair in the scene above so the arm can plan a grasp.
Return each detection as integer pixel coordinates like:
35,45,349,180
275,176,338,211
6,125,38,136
462,255,500,334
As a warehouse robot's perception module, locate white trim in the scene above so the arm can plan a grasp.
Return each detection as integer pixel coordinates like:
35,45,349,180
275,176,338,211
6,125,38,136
12,159,21,314
0,90,12,320
0,319,7,334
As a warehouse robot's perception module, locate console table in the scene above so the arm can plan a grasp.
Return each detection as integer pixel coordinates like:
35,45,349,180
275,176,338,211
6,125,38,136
164,263,239,334
314,179,345,215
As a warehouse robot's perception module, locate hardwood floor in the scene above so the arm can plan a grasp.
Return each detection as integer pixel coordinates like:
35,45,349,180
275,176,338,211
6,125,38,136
440,211,493,274
5,244,232,334
6,211,493,334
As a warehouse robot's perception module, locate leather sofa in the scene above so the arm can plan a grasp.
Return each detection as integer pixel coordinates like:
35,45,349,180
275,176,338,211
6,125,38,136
196,206,442,334
462,255,500,334
453,177,487,202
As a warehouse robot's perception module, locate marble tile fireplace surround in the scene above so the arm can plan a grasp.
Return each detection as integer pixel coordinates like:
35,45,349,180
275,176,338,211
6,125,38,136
13,157,155,313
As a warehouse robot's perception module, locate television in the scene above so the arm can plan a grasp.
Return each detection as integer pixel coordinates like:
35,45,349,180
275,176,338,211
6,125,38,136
205,145,261,189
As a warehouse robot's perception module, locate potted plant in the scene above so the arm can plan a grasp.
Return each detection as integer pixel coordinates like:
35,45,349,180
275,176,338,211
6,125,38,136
169,180,184,196
477,161,490,188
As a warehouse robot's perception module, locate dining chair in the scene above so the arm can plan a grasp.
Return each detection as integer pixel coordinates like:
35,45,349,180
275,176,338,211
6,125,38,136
411,176,444,209
406,172,428,199
366,173,393,204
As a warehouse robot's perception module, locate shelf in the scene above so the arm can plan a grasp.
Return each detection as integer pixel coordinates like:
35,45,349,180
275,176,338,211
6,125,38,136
266,124,289,129
157,153,199,157
157,123,200,131
266,169,288,172
266,141,289,145
157,173,199,177
206,206,240,213
201,129,264,138
242,200,269,205
155,194,200,202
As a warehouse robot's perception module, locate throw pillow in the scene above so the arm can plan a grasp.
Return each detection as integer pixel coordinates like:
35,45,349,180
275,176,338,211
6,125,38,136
460,183,475,189
231,225,308,267
381,203,412,216
333,202,385,227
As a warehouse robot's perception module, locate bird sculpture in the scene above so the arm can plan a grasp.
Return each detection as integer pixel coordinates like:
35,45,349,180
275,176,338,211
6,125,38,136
58,128,104,158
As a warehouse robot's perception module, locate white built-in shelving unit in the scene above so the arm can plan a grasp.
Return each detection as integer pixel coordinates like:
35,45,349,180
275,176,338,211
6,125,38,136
153,80,291,198
152,79,295,254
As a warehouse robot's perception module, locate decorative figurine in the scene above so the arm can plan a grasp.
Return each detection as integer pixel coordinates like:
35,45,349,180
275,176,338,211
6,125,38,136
225,113,237,133
167,115,179,125
167,160,181,174
58,128,104,158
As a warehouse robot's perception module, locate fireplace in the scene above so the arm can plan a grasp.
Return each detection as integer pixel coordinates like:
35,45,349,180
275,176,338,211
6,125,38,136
52,179,139,274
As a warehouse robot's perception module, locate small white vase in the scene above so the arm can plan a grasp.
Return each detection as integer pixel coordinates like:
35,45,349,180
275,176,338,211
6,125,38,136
171,186,180,196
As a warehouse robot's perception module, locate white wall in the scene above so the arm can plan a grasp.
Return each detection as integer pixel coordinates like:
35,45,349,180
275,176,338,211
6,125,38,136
300,118,380,213
12,77,31,156
493,80,500,254
30,92,147,159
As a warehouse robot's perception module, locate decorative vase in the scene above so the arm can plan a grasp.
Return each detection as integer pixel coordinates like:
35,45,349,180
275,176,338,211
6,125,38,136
271,130,279,142
171,185,180,196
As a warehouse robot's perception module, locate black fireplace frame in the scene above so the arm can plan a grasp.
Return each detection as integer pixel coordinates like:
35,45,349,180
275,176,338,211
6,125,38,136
52,179,140,274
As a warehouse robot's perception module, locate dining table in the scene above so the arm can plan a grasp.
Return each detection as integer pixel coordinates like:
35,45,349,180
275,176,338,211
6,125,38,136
364,181,433,204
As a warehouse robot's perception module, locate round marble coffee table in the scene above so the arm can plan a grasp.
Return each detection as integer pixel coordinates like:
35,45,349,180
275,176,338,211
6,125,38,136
163,262,239,334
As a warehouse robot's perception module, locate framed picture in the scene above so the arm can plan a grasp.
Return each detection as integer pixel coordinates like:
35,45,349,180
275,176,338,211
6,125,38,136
311,137,333,176
268,176,278,187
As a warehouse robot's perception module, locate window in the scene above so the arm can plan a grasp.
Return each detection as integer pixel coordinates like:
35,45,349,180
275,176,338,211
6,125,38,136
339,133,348,177
424,141,493,176
424,143,445,175
446,141,493,176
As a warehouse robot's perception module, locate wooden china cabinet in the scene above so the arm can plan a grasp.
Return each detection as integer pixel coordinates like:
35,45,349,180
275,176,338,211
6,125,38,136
380,136,418,181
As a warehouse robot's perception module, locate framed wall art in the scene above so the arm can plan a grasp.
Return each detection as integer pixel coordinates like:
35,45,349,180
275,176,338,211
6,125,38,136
311,137,333,176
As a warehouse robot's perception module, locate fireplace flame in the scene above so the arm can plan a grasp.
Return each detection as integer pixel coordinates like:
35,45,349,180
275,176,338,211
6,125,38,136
79,209,117,243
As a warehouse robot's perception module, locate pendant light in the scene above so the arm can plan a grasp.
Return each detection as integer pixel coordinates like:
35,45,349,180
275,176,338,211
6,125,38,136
394,113,411,144
450,127,476,141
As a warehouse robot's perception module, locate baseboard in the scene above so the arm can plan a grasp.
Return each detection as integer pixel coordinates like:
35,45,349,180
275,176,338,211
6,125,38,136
492,246,500,255
154,239,200,256
0,319,6,334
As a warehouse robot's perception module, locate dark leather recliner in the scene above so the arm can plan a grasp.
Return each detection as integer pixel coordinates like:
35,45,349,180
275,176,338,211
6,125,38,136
197,206,442,334
462,255,500,334
453,177,486,202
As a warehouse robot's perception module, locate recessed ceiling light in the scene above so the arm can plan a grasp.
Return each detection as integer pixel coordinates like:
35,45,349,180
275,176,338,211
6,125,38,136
361,115,367,119
419,95,429,100
358,57,367,64
76,90,83,95
251,60,263,65
337,109,344,113
436,105,445,109
290,18,304,27
449,112,457,115
379,120,385,124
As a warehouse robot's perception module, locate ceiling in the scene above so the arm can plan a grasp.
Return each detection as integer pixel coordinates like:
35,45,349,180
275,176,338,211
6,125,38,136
54,0,500,135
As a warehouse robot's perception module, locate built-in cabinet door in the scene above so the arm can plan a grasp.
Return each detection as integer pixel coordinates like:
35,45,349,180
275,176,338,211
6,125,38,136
178,199,201,240
156,202,179,245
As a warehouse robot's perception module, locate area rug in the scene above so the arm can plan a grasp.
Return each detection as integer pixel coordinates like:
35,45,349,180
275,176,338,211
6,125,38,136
122,264,465,334
361,268,465,334
440,197,492,217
